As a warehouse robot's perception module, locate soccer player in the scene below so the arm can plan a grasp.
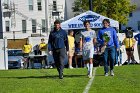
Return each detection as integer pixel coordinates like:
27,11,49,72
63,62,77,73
22,40,32,69
80,20,96,78
39,38,47,68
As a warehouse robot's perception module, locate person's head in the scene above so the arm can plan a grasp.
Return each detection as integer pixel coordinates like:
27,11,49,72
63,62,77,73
26,40,29,45
68,30,74,36
41,38,45,43
83,20,90,29
102,19,110,28
54,20,61,30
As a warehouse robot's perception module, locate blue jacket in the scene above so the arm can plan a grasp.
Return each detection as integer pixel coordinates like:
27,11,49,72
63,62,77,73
48,28,69,51
97,27,119,48
134,33,140,45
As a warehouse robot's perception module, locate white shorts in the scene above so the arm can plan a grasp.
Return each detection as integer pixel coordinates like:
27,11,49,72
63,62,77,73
82,48,94,61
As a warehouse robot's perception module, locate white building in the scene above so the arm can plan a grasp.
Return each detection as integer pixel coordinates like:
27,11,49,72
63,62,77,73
1,0,65,39
121,0,140,31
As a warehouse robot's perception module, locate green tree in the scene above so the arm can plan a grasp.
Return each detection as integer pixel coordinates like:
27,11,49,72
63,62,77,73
72,0,136,25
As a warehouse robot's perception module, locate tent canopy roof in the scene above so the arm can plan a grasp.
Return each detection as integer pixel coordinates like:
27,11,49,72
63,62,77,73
61,11,119,30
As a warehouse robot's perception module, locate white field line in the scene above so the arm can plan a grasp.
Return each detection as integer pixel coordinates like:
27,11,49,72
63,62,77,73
83,67,97,93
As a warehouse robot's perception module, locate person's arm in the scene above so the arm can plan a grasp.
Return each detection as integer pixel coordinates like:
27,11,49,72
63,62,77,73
132,38,136,48
48,32,53,51
113,29,119,49
22,46,25,53
30,45,32,52
64,32,69,51
79,32,83,50
122,38,125,45
97,30,104,45
93,31,97,44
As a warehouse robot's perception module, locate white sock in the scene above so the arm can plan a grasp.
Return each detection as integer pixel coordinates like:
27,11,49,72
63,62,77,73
89,64,93,76
86,63,90,73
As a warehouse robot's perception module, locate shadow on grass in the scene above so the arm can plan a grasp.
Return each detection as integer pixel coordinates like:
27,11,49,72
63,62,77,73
0,74,86,79
95,74,104,76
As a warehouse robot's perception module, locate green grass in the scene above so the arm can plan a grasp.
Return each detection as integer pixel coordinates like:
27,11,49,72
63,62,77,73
89,65,140,93
0,65,140,93
0,68,89,93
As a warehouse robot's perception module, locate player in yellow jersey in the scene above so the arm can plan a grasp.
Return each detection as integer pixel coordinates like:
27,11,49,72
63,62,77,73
22,40,32,68
123,36,136,64
39,38,47,68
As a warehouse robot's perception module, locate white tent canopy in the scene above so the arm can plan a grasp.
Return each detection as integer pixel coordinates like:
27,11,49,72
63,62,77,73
61,11,119,30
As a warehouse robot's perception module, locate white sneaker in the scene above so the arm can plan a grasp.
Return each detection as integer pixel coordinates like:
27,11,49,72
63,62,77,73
88,75,92,78
104,73,108,76
50,66,53,68
110,70,114,76
69,66,74,69
115,64,118,66
119,64,122,66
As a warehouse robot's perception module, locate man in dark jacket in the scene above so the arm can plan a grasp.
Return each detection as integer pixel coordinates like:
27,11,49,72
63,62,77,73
48,20,69,79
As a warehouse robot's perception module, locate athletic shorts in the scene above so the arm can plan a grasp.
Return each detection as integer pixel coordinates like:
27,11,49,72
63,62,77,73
82,48,94,61
126,48,134,51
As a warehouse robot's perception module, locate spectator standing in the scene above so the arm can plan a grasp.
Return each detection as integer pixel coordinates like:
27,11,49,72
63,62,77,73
48,20,69,79
68,30,75,69
134,32,140,63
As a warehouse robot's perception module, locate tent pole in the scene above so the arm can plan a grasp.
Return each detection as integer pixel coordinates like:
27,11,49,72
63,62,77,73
89,0,93,11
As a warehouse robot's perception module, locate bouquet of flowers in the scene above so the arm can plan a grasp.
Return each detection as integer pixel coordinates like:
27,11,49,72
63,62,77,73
100,32,111,53
102,33,110,42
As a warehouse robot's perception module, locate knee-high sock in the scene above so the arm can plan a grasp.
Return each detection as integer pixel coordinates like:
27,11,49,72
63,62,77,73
89,64,93,76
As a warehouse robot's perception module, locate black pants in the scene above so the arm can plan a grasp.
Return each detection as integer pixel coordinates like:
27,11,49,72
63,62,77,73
53,48,66,76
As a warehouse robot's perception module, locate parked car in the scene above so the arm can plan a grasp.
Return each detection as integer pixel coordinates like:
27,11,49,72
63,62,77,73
8,49,24,69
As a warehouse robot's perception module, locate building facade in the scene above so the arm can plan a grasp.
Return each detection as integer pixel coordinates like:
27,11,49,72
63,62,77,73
1,0,65,39
121,0,140,31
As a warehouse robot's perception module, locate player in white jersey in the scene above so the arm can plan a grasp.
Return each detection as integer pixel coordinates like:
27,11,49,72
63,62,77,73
80,20,96,78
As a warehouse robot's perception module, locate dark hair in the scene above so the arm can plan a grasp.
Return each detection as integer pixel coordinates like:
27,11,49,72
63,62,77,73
125,27,133,38
54,20,61,24
68,30,74,35
102,19,110,24
83,20,90,25
41,38,44,41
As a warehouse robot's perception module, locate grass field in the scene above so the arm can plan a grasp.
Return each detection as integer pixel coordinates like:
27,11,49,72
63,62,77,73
0,65,140,93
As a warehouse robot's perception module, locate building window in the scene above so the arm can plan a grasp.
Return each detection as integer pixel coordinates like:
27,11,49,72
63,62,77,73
37,0,42,11
138,21,140,30
42,19,46,33
28,0,33,11
4,0,9,9
129,13,133,17
22,20,27,33
53,0,57,11
32,19,36,33
5,21,10,32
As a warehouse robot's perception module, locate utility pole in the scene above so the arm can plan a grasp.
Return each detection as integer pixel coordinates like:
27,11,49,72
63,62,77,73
0,0,3,39
89,0,93,11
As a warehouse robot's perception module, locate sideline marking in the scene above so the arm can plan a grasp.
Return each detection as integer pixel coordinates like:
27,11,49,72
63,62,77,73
83,67,97,93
